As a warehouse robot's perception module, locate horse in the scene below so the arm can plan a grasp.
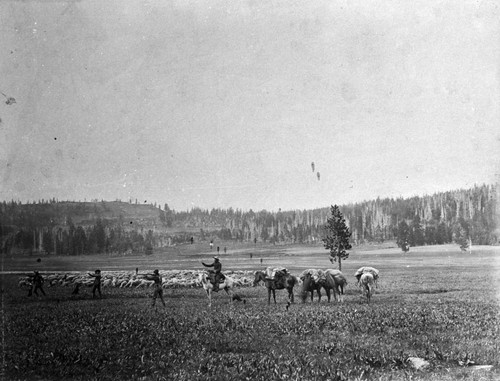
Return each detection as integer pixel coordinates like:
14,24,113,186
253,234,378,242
359,272,375,303
253,270,298,304
198,271,234,307
324,269,347,303
300,270,338,303
354,266,379,288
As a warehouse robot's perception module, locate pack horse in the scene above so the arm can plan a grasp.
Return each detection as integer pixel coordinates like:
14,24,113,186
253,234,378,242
253,268,298,304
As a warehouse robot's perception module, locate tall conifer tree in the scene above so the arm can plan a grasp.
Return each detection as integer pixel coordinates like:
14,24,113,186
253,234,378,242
322,205,352,271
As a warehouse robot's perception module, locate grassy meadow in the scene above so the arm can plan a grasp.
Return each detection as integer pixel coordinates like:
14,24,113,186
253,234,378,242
2,243,500,380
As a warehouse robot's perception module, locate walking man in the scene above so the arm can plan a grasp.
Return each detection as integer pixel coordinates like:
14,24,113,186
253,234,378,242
88,269,102,298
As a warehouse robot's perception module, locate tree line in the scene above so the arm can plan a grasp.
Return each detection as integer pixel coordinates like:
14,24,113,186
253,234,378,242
1,184,497,256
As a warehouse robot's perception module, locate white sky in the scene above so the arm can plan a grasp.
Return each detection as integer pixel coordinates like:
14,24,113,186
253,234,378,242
0,0,499,212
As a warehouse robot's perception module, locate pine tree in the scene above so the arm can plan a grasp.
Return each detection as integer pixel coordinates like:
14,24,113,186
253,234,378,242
322,205,352,271
453,223,469,251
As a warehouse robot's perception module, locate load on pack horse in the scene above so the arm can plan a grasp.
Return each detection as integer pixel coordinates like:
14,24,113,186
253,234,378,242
253,267,298,304
300,269,339,303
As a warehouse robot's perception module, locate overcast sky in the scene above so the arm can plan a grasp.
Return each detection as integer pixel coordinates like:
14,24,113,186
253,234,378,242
0,0,499,212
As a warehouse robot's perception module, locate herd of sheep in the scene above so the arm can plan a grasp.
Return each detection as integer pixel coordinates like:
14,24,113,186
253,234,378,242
18,270,256,290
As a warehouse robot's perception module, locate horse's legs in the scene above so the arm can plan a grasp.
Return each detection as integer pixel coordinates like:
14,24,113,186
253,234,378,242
267,288,272,305
332,285,338,302
206,289,212,307
272,289,276,304
316,289,321,303
325,288,331,303
288,288,294,303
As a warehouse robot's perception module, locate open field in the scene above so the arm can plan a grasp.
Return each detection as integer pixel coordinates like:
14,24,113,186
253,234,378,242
2,244,500,380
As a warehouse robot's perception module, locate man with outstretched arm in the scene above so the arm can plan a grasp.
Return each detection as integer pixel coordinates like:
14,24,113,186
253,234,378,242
143,269,166,308
28,271,46,297
88,269,102,298
201,256,224,291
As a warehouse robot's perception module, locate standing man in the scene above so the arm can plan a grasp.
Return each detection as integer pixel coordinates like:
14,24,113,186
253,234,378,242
201,256,223,291
144,269,166,308
88,269,102,299
29,271,46,297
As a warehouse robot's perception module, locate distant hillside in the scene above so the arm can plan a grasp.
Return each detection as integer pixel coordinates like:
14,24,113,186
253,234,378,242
1,184,497,256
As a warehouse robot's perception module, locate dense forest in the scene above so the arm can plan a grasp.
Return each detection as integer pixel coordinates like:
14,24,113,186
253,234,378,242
1,184,497,256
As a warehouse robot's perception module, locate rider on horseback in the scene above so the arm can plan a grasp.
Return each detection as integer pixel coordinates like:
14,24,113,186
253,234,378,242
202,256,225,291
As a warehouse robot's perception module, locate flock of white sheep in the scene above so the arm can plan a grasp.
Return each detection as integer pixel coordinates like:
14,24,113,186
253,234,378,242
18,270,256,290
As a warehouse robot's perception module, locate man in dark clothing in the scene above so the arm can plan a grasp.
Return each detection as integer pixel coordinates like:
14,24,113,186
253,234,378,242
144,269,166,307
29,271,46,297
88,269,102,299
201,256,224,291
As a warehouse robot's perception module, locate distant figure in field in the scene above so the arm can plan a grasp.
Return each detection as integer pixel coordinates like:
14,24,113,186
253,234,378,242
250,253,253,259
190,236,194,244
224,247,227,254
88,269,102,299
217,246,220,254
28,271,46,297
135,267,139,275
201,256,224,292
210,240,214,250
144,269,166,308
260,258,263,264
